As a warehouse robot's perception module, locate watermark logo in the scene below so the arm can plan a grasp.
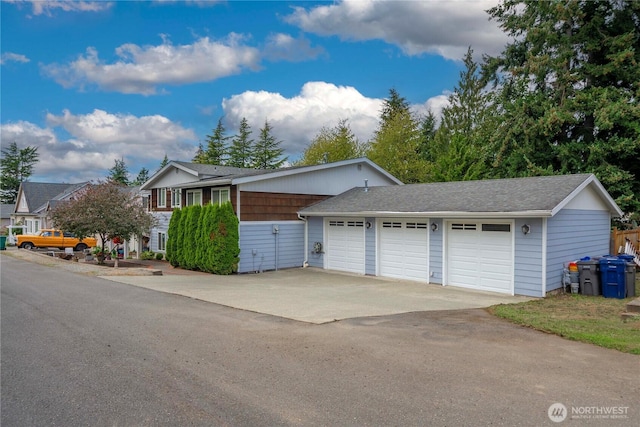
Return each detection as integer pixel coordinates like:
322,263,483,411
548,403,568,423
548,403,629,422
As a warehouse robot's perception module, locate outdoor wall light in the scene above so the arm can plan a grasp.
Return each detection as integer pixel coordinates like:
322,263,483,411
365,221,372,229
521,224,531,235
431,222,438,232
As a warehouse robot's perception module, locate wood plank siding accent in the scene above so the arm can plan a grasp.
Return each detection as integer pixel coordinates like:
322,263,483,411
240,192,330,221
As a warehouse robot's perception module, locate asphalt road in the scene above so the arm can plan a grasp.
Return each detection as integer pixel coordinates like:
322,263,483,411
1,255,638,426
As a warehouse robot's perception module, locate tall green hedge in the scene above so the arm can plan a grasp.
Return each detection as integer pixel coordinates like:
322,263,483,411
165,202,239,274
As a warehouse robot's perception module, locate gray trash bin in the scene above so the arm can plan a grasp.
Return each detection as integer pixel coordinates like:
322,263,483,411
577,259,601,296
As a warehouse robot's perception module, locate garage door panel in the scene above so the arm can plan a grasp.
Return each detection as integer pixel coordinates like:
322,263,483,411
380,220,428,282
447,222,513,294
327,219,365,274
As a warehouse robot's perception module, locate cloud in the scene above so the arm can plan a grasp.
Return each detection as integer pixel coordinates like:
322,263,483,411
5,0,113,17
263,33,326,62
0,52,30,65
221,81,449,156
0,110,197,182
285,0,507,61
41,34,262,95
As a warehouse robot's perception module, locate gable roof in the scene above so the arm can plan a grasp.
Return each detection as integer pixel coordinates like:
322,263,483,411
16,182,89,214
299,174,622,218
141,158,402,190
1,204,15,219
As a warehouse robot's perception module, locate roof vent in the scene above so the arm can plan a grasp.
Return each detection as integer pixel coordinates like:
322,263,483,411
364,179,369,192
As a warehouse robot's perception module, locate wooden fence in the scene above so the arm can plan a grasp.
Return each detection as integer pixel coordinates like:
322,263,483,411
611,227,640,255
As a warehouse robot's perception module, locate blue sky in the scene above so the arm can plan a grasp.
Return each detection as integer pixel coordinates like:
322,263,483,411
1,0,508,183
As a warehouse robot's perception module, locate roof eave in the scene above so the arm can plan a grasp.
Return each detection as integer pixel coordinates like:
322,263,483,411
298,210,554,218
551,174,623,217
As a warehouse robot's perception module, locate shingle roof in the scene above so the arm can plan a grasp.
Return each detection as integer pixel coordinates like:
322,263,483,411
20,182,75,213
300,174,616,216
1,204,15,219
172,161,258,178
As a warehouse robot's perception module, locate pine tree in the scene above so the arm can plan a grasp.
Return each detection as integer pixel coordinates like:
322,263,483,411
158,154,169,171
192,143,207,163
228,118,254,168
107,158,130,186
203,118,230,165
252,120,287,169
132,167,150,186
0,141,39,204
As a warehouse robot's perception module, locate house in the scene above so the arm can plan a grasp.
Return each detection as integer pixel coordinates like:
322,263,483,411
1,204,15,231
12,181,90,234
298,174,622,297
140,158,402,273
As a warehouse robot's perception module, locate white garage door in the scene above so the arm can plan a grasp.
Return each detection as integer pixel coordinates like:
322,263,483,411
447,222,513,294
379,220,429,281
327,219,365,274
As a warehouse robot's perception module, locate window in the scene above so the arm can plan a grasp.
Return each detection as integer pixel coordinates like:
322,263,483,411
482,224,511,232
382,221,402,228
158,232,166,251
451,223,477,230
186,190,202,206
171,188,181,208
211,188,230,206
26,219,40,234
157,188,167,208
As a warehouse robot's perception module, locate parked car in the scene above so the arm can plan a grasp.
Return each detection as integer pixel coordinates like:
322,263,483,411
17,229,97,251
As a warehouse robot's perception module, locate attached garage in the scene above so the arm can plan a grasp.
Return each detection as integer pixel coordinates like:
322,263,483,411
300,174,622,297
326,218,365,274
446,221,513,294
379,219,429,281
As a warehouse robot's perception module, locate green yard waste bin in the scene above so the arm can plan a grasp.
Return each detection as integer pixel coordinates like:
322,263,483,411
0,235,6,250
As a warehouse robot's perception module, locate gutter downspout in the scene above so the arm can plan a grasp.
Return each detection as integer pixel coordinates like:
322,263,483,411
298,213,308,267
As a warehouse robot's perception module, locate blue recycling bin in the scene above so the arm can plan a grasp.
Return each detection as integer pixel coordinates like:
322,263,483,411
599,257,626,299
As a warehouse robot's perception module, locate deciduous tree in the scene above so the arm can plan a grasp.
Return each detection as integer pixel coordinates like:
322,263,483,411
296,119,364,165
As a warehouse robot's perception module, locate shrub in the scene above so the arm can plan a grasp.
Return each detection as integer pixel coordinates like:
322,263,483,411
166,208,181,266
155,252,164,261
140,250,155,260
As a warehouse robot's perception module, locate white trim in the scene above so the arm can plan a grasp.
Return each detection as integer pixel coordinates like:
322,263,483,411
140,161,199,190
551,174,623,217
240,220,303,225
171,188,181,208
300,210,553,218
210,187,230,205
186,189,202,206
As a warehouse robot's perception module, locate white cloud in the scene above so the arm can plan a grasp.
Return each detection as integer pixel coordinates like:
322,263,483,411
221,81,449,156
285,0,507,61
41,34,262,95
0,110,197,182
263,33,326,62
0,52,30,65
5,0,114,17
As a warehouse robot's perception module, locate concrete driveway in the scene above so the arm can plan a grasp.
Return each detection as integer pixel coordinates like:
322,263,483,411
103,268,532,324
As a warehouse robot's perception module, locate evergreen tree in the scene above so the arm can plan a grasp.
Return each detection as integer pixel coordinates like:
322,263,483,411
166,208,181,267
228,117,254,168
367,109,427,184
107,158,130,186
296,119,364,165
429,47,491,181
379,88,411,131
203,118,230,165
417,111,438,162
483,0,640,214
183,205,202,270
132,167,150,186
192,143,207,163
0,141,39,204
159,154,169,170
252,119,287,169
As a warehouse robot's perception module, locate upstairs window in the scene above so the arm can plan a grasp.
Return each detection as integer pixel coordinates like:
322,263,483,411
211,188,230,206
186,190,202,206
157,188,167,208
171,189,181,208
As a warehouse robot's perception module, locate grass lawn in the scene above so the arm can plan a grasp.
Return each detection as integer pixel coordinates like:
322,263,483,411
489,276,640,355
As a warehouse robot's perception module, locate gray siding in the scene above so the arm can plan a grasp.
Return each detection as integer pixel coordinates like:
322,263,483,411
307,217,324,268
546,209,611,292
514,218,544,297
239,222,305,273
365,217,376,275
429,218,443,284
149,212,171,252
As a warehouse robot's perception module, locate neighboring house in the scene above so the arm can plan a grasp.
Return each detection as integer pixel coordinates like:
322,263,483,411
299,174,622,297
140,158,402,273
12,182,90,234
1,204,15,231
